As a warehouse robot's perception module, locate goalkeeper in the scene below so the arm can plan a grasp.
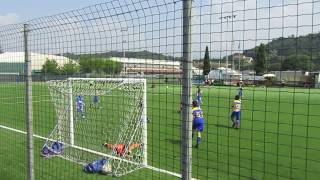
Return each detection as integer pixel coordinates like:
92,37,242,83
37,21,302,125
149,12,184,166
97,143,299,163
103,143,142,157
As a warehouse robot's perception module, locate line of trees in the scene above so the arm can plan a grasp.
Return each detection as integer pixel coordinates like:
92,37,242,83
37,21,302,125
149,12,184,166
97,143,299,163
42,56,123,75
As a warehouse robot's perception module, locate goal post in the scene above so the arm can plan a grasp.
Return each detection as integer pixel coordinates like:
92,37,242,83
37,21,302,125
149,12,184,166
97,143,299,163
42,77,148,176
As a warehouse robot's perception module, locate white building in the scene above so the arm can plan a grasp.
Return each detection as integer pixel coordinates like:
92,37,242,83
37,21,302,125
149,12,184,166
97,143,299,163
0,52,73,73
208,67,241,80
109,57,181,75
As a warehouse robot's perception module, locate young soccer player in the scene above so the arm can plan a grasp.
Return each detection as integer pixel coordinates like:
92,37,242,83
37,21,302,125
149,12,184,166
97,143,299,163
192,100,205,148
103,143,142,157
231,95,241,129
238,81,243,99
196,86,202,108
238,87,243,99
76,95,85,119
90,95,100,108
89,81,100,108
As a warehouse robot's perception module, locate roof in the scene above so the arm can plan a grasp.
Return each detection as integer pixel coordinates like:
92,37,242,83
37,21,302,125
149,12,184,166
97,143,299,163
126,67,182,74
0,52,72,71
109,57,180,67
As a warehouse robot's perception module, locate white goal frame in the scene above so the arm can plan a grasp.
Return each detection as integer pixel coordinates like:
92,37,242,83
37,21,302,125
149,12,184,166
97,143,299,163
61,77,147,166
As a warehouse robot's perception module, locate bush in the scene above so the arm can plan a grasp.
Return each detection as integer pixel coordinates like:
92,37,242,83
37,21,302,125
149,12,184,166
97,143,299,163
42,59,60,75
79,56,122,75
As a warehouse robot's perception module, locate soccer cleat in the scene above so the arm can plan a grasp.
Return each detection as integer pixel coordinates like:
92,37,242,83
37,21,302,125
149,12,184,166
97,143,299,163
232,123,235,128
102,143,109,147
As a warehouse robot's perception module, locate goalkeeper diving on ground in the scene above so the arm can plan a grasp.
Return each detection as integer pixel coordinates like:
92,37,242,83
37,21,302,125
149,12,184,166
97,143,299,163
103,143,142,158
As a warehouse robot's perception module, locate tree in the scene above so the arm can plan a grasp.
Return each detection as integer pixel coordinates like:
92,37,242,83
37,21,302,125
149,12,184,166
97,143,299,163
42,59,60,75
103,60,123,74
254,43,267,75
79,55,93,73
60,60,79,75
79,55,122,75
281,54,314,71
203,46,210,75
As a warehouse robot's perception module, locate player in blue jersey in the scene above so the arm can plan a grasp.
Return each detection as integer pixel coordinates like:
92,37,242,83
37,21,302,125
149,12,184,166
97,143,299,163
192,100,205,148
238,87,243,99
92,95,100,107
196,86,202,108
76,95,85,119
238,81,243,99
89,81,100,109
231,95,241,129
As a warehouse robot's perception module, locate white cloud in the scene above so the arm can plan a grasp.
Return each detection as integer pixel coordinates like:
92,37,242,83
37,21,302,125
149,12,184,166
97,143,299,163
0,13,18,26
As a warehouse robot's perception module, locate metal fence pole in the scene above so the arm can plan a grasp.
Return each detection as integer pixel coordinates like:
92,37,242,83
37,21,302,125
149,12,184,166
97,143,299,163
24,23,34,180
181,0,193,179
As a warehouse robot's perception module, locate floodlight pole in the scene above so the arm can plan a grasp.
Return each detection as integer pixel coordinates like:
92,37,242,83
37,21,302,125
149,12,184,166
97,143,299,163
24,23,34,180
182,0,193,180
220,15,236,74
121,28,128,58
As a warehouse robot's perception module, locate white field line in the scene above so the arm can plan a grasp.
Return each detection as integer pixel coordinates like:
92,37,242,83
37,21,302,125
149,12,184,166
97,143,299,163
0,124,198,180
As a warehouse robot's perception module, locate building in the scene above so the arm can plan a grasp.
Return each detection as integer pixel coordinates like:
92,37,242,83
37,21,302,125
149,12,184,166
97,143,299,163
270,71,307,82
109,57,181,75
310,72,320,88
207,67,242,85
232,53,253,63
0,52,73,74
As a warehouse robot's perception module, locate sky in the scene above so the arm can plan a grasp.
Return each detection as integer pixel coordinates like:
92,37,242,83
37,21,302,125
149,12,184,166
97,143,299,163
0,0,108,25
0,0,319,59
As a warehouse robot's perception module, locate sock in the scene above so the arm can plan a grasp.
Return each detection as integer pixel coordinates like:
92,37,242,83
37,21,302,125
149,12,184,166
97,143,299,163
197,131,201,145
197,137,201,145
236,120,240,127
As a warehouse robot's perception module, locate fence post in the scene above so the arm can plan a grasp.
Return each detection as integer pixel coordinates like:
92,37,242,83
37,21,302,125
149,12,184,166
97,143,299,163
181,0,193,179
24,23,34,180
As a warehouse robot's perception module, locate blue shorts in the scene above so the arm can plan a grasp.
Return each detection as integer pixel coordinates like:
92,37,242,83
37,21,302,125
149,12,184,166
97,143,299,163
231,111,241,121
77,107,84,113
193,118,204,132
93,96,99,103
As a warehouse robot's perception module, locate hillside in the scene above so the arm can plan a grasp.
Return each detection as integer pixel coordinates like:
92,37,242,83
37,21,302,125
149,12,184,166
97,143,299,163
243,32,320,71
60,50,181,61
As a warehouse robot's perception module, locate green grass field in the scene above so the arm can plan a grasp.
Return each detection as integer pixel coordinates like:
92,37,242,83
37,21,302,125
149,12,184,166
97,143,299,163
0,82,320,180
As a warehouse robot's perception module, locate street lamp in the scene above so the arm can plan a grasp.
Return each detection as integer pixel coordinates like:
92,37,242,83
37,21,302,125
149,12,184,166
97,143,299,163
122,40,127,58
220,15,236,73
121,27,128,58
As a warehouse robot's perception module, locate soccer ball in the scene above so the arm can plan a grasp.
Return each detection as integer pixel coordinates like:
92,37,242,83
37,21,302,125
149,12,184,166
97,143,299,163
101,162,112,175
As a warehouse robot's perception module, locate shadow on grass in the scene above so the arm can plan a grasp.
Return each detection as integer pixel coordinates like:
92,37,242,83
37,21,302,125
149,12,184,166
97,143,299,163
166,123,180,128
214,124,234,129
166,139,181,145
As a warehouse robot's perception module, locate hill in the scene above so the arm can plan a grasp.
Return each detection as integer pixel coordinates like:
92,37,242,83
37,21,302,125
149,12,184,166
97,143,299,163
243,32,320,71
60,50,181,61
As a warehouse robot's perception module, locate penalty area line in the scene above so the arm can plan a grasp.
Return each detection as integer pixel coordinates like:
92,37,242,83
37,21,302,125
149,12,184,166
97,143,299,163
0,124,198,180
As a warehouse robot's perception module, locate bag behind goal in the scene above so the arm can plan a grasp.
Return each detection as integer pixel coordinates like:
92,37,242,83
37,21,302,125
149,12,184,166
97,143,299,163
42,78,147,176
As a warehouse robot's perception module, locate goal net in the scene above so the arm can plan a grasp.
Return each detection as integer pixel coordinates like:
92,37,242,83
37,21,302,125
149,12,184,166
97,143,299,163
42,78,147,176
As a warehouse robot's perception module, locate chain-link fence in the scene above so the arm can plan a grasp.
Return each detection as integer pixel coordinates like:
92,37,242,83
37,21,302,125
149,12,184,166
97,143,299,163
0,0,319,179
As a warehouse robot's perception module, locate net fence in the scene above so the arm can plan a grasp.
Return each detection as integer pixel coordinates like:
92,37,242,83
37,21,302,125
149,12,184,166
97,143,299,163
0,0,319,179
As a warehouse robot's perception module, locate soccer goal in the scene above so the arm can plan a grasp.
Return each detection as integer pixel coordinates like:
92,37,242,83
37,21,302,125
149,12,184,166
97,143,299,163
42,78,147,176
